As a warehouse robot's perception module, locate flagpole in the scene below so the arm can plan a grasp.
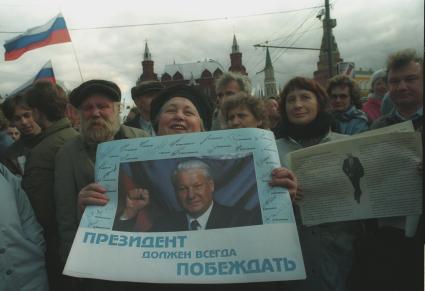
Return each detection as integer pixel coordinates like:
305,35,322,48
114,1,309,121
70,41,84,82
60,10,84,82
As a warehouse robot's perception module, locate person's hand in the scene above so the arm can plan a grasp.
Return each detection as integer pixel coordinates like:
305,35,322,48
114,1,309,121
120,188,150,221
269,167,298,202
78,183,109,217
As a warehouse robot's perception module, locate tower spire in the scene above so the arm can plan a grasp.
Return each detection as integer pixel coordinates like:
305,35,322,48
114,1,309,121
139,40,157,81
229,34,247,75
263,48,277,98
265,47,272,68
232,34,239,54
143,41,151,61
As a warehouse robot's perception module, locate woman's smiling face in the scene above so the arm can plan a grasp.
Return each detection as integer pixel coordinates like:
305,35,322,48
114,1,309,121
157,97,202,135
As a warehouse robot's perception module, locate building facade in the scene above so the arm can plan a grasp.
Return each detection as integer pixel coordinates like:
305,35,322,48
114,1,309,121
136,35,248,103
160,60,224,98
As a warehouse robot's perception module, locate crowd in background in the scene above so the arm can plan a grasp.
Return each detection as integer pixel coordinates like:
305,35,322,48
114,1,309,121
0,48,422,291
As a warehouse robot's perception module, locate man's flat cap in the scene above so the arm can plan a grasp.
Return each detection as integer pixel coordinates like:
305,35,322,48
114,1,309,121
131,81,165,100
70,79,121,108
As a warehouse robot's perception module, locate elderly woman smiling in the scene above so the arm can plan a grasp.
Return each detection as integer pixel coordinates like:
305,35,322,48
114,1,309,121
150,84,213,135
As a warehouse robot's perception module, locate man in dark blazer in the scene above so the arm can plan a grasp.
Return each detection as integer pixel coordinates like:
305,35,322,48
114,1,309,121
152,159,262,231
342,153,364,203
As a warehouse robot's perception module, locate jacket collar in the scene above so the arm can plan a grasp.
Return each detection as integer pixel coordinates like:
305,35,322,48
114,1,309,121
43,118,73,137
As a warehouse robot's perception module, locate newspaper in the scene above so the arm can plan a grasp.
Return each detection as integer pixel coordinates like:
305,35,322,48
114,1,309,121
64,128,305,283
287,129,422,227
349,120,414,138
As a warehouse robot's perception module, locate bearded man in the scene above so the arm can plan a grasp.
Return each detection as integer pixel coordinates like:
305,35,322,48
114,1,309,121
54,80,149,264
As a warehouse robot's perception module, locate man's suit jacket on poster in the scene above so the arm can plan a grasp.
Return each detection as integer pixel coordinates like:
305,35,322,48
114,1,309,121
343,156,364,178
152,202,262,232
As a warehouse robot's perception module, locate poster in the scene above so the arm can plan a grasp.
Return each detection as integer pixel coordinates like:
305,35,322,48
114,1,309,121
64,128,305,283
287,130,422,226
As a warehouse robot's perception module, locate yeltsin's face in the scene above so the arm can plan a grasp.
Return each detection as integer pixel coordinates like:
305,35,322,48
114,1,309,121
176,169,214,218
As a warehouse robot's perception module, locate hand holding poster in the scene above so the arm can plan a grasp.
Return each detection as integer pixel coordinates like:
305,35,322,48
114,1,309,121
64,128,305,283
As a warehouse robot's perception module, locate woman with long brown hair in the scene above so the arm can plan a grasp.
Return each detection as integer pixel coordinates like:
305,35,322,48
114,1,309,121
276,76,362,291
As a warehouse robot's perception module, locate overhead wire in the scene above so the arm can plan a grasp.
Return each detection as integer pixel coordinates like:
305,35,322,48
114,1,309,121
222,3,324,76
0,5,324,33
265,26,322,44
271,1,339,78
242,8,295,71
0,3,328,95
246,24,322,77
270,8,321,65
251,8,319,73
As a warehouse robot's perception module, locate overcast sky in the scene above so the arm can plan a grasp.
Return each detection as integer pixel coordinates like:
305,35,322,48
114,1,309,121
0,0,423,108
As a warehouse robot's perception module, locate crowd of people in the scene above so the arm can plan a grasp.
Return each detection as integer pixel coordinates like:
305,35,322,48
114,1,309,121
0,47,422,291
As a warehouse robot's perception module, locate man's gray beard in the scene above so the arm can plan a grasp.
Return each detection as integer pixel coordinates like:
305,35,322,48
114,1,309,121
80,116,120,144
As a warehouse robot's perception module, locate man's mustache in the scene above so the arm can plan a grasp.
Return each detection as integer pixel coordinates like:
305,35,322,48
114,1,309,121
86,117,110,126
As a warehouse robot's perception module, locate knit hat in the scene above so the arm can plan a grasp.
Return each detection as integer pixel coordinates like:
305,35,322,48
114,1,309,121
150,84,213,132
70,79,121,108
370,69,386,89
131,81,164,101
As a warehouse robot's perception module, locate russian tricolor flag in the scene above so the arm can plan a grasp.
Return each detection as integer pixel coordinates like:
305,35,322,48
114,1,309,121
34,60,56,83
9,60,56,96
4,13,71,61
